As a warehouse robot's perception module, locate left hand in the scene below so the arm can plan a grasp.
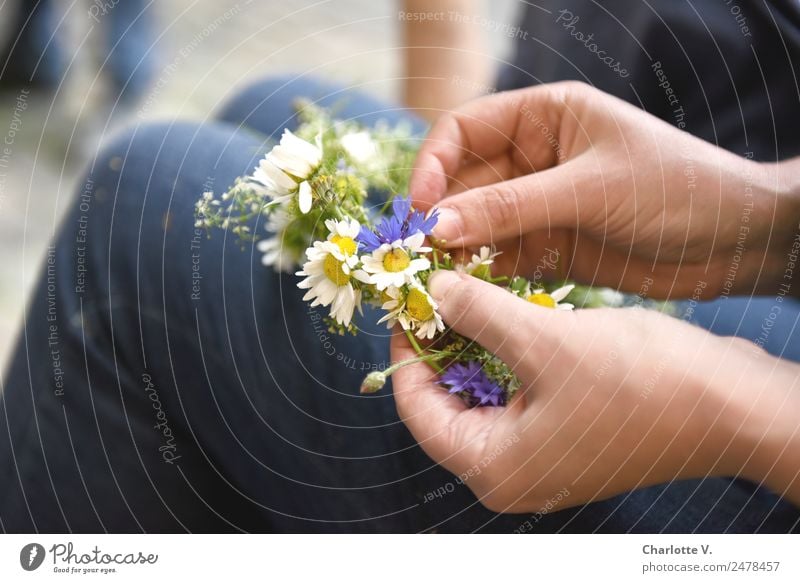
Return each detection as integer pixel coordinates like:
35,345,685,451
391,270,799,513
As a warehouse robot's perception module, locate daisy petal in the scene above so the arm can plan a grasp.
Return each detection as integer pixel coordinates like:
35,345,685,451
549,284,575,303
298,181,313,214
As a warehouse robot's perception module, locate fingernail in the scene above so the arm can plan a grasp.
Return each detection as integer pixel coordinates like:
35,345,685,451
427,269,460,302
431,207,462,242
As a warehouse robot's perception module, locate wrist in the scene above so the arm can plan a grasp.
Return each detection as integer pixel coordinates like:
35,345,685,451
672,339,760,481
755,158,800,296
724,352,800,504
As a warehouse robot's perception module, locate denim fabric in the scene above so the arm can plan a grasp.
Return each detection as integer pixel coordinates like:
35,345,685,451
1,76,797,533
1,0,156,100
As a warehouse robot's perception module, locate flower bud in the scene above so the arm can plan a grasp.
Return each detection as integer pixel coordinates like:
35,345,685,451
360,371,387,394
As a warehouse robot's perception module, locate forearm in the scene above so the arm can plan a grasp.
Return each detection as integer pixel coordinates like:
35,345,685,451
401,0,491,120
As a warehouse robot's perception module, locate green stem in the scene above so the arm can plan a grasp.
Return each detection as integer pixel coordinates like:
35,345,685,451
432,247,440,270
404,329,445,374
383,350,455,377
404,327,424,353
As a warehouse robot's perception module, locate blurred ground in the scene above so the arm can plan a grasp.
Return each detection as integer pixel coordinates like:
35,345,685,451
0,0,516,371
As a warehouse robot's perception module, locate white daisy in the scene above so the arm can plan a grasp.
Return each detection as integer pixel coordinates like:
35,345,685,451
360,232,431,291
341,131,377,164
295,219,368,327
324,217,361,247
257,207,296,272
376,286,404,327
251,157,297,199
526,284,575,310
266,205,292,232
251,129,323,214
461,246,501,279
598,288,625,307
257,237,296,273
268,129,322,179
378,282,445,339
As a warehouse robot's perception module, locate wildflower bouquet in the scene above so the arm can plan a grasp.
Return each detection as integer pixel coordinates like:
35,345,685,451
196,103,625,407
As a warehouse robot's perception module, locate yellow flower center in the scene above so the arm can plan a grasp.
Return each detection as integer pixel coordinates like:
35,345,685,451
527,292,556,308
406,288,434,321
382,248,411,273
330,234,357,256
323,254,350,286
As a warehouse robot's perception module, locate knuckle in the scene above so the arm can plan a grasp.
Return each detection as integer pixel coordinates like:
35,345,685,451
431,111,458,139
446,276,482,316
559,79,592,98
441,112,470,153
479,184,524,234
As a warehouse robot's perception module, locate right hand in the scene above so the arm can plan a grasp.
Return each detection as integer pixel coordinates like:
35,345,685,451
409,81,795,299
391,269,800,512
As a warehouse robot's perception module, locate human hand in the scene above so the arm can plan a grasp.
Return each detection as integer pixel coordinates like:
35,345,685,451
409,81,798,299
391,270,800,512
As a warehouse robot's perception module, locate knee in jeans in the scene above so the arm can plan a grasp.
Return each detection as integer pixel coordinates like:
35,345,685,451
86,120,259,212
216,74,343,133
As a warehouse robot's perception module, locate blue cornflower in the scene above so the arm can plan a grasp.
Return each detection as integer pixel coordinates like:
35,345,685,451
439,361,483,394
438,361,506,407
470,375,506,407
357,196,439,252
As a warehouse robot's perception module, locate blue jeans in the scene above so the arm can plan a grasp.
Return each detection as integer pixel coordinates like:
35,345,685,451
1,0,155,101
1,76,798,533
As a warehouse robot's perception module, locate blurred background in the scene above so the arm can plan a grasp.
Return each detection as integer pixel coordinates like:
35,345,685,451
0,0,518,369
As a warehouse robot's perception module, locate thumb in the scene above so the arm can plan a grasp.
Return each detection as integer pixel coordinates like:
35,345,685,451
390,329,469,467
427,270,565,369
431,162,586,247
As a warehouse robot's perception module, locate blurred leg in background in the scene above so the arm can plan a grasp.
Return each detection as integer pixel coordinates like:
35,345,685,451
0,0,157,104
102,0,157,104
0,0,66,89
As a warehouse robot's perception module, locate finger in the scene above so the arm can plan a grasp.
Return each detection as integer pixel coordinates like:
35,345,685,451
430,158,595,246
490,232,572,281
427,269,568,370
391,330,518,473
410,84,573,208
389,329,469,464
444,155,518,196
